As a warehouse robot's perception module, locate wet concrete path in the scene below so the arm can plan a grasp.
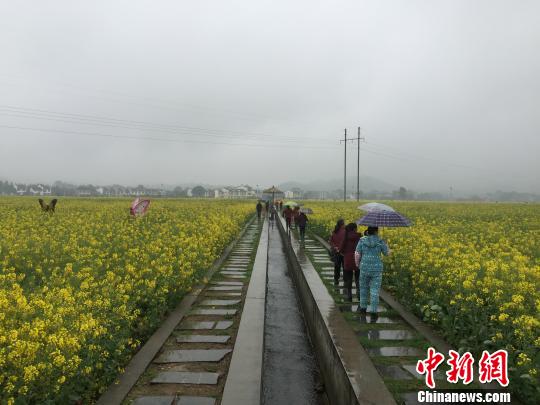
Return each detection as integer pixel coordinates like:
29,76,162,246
262,222,326,405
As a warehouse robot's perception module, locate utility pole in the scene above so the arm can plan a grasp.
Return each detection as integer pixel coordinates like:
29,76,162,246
356,127,365,201
340,128,347,201
341,127,365,202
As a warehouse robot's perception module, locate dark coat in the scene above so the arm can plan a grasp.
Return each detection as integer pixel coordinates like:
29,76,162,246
296,213,308,227
329,228,345,251
340,231,361,271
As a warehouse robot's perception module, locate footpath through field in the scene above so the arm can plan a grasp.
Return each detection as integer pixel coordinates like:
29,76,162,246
299,231,506,404
99,210,505,405
262,219,326,405
99,218,263,405
99,213,327,405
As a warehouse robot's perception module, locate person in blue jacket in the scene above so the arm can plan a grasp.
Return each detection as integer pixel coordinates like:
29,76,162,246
355,226,389,316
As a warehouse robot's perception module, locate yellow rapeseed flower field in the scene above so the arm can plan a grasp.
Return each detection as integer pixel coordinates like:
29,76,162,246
307,201,539,400
0,197,253,403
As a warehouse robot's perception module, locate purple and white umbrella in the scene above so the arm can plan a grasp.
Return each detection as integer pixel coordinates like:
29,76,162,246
356,210,412,227
358,202,395,212
130,197,151,217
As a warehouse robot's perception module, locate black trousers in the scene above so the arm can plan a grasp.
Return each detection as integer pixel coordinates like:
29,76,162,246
343,268,360,290
299,225,306,239
334,254,344,281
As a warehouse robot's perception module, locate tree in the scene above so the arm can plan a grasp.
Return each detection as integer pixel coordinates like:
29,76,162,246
399,186,407,199
0,181,16,195
172,186,186,197
393,186,410,200
191,185,207,197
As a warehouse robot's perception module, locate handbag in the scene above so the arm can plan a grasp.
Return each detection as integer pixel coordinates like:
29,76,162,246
329,248,338,264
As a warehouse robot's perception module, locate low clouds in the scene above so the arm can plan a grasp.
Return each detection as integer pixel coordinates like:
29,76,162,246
0,0,538,193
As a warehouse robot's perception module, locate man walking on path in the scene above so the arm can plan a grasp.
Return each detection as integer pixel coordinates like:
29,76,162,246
256,201,263,220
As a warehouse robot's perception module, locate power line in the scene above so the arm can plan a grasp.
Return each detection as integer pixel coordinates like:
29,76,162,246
0,124,341,150
362,141,513,176
0,104,337,145
0,110,325,145
0,74,321,130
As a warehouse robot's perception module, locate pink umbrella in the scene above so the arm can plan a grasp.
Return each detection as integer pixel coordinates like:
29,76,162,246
130,197,150,216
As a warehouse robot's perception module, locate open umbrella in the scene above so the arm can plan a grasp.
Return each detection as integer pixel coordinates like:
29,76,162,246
284,201,298,207
358,202,395,212
300,208,313,214
356,210,412,227
130,197,150,217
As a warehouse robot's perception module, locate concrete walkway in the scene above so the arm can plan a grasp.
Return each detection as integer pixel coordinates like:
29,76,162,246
262,221,325,405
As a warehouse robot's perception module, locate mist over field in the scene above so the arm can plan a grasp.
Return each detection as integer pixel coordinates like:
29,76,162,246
0,0,539,195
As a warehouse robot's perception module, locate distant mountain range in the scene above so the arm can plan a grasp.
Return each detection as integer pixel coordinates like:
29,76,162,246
279,176,397,192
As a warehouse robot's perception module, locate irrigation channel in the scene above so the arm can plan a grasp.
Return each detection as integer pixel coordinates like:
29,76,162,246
98,211,507,405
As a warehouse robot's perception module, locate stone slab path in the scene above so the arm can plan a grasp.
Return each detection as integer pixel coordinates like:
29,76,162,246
303,233,491,404
124,220,263,405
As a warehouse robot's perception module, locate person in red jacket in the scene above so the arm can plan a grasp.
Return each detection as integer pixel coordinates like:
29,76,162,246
340,222,361,302
283,205,293,231
292,206,300,229
329,219,345,286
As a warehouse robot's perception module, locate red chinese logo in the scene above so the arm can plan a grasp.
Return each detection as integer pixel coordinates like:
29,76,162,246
446,350,474,385
478,350,509,387
416,347,445,388
416,348,509,388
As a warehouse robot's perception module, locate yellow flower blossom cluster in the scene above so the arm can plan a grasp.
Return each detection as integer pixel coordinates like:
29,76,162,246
307,201,539,400
0,197,252,403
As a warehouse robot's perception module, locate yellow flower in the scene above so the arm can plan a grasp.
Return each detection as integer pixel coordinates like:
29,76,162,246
0,197,254,402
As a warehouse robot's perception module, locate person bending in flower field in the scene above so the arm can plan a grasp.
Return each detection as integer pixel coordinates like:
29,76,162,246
340,222,361,302
355,226,389,317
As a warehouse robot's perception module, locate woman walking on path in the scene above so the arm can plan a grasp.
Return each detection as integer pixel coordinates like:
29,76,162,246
340,223,361,302
355,226,389,316
292,206,300,229
283,205,293,231
329,219,345,285
296,211,309,240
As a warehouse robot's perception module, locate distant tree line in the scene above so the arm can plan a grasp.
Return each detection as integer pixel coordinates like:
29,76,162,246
0,181,256,199
0,181,16,195
1,179,537,201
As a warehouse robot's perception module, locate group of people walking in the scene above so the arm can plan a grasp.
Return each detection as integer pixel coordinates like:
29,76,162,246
255,201,309,240
256,200,270,220
282,204,309,240
329,219,389,317
256,202,388,316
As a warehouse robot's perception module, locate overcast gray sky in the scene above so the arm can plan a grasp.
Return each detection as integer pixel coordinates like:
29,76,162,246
0,0,538,193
